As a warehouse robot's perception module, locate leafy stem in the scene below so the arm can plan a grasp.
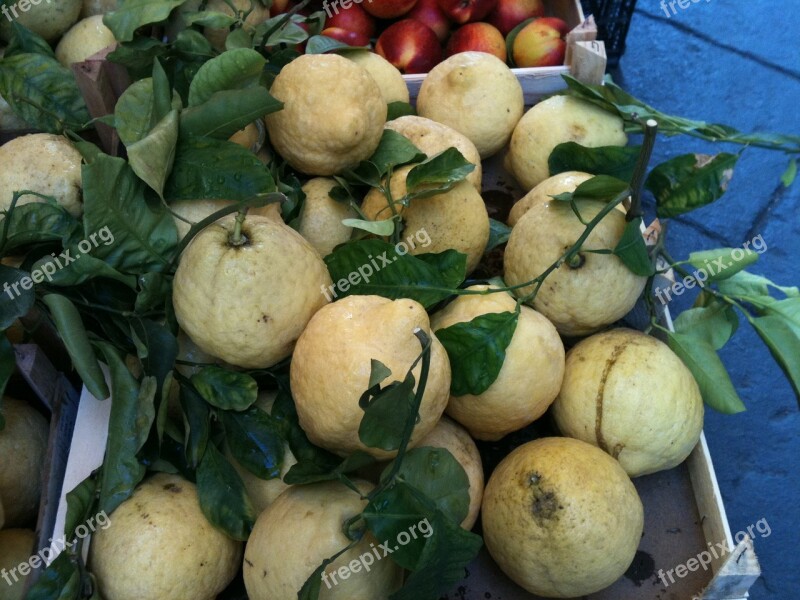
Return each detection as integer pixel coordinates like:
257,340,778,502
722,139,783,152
628,119,658,221
229,208,249,246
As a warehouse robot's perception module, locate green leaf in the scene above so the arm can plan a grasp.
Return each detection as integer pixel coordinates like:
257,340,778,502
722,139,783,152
151,58,173,123
549,142,641,181
95,342,151,514
0,202,81,253
255,13,310,47
436,309,519,396
127,109,179,198
485,218,511,252
179,382,210,468
613,218,654,276
405,148,475,194
107,37,168,71
304,34,356,54
750,314,800,404
383,446,471,526
225,26,253,50
781,157,797,187
82,154,178,273
358,373,416,452
165,137,277,201
25,552,81,600
298,540,361,600
188,48,267,106
130,318,178,391
686,247,760,282
220,406,286,480
104,0,187,42
666,331,746,414
674,301,739,350
64,476,98,539
5,22,55,58
324,240,466,309
0,53,89,132
196,442,256,540
135,271,172,313
341,218,395,236
717,270,799,299
0,265,36,329
367,129,426,177
647,153,739,218
31,254,138,289
387,101,416,121
183,10,238,28
284,451,374,486
391,509,482,600
190,365,258,411
179,87,283,139
43,294,109,400
553,174,630,203
115,77,182,146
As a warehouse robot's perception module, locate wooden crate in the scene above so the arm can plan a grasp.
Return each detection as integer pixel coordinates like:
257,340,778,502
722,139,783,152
403,0,607,104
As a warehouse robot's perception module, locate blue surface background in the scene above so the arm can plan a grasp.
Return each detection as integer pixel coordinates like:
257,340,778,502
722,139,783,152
613,1,800,596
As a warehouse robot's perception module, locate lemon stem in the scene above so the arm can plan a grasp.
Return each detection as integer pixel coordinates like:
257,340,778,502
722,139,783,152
628,119,659,222
229,208,249,247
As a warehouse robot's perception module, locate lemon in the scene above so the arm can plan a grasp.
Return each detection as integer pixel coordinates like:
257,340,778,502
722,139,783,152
507,95,628,191
297,177,356,257
55,15,116,66
90,473,242,600
0,398,48,528
360,165,489,274
265,54,387,176
553,328,704,476
504,198,646,336
172,214,331,368
385,115,482,191
416,416,483,529
482,437,643,597
290,295,450,459
345,50,410,105
243,480,402,600
417,52,523,158
0,529,36,600
0,0,81,41
507,170,594,226
0,134,83,218
431,285,565,440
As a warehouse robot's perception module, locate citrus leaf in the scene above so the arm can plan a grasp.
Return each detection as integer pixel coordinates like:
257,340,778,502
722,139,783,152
284,451,374,486
405,148,475,194
127,108,179,198
648,153,739,218
64,475,98,540
179,381,210,468
179,87,283,139
666,330,746,414
367,129,426,176
25,552,81,600
43,294,109,400
549,142,641,181
82,154,178,273
165,137,277,201
358,372,416,452
381,446,470,526
613,218,654,276
220,406,286,480
94,342,150,515
196,442,256,540
5,22,55,58
673,301,739,350
104,0,186,42
485,218,511,252
188,48,266,106
0,336,14,425
115,77,182,146
717,271,799,299
0,202,81,253
0,265,36,329
781,157,797,187
0,53,89,132
552,174,630,203
183,10,238,28
686,246,760,282
435,310,518,396
341,218,395,236
387,101,416,121
750,314,800,405
304,34,353,54
190,365,258,411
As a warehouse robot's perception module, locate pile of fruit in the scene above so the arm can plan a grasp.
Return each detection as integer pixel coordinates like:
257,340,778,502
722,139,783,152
0,2,798,600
